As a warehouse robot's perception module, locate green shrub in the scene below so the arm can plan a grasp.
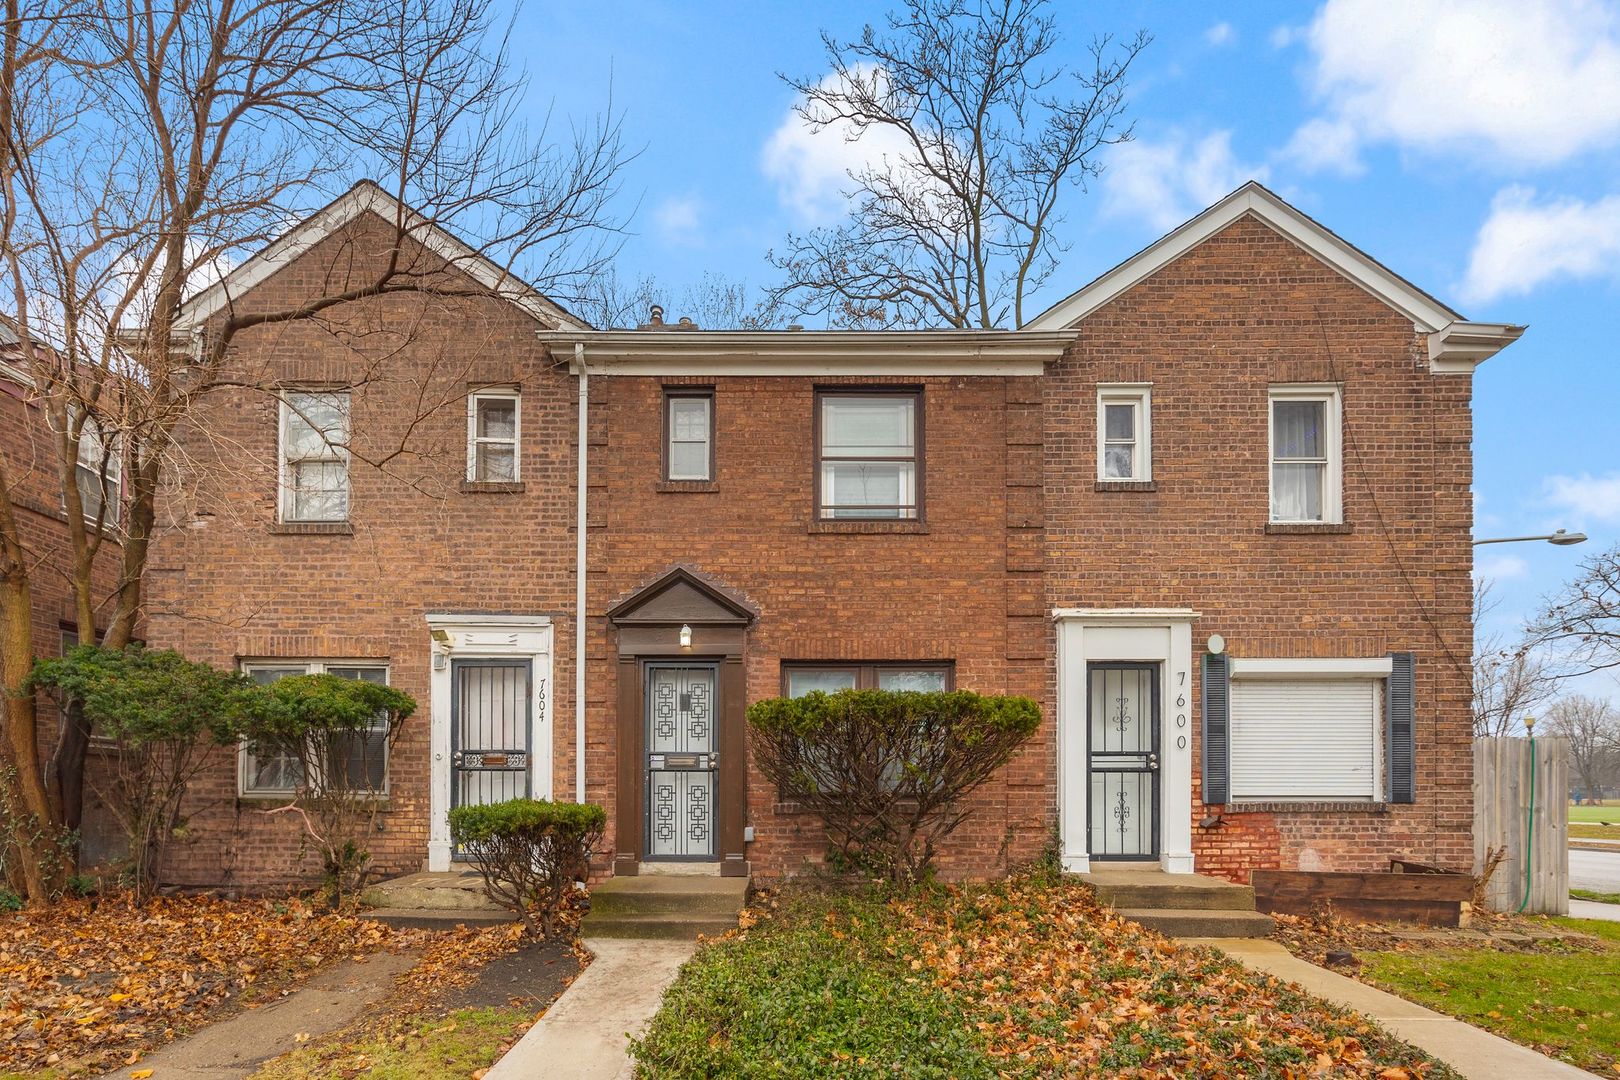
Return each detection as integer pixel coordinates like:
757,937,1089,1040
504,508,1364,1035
243,674,416,908
449,799,606,937
0,889,22,913
28,646,259,901
747,689,1040,882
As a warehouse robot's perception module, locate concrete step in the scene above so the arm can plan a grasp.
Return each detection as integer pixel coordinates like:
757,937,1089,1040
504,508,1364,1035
364,871,504,913
588,876,750,917
364,907,517,931
579,912,739,941
1120,907,1275,939
1078,869,1258,912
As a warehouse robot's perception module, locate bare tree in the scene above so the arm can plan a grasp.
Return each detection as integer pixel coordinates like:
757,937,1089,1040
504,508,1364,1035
1473,579,1554,737
573,269,779,330
767,0,1148,329
1543,695,1620,805
0,0,625,900
1527,543,1620,678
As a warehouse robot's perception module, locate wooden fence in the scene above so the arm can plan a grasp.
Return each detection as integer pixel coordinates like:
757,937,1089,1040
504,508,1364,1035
1473,735,1569,914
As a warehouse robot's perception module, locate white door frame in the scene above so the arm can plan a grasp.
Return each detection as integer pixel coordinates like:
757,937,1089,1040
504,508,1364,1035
425,613,553,872
1054,608,1198,875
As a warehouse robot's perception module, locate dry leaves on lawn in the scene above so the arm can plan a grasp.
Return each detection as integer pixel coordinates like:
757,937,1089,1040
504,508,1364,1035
893,875,1450,1078
0,895,388,1075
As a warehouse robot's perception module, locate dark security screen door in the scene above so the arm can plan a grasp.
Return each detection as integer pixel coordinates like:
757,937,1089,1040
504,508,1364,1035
1088,662,1161,860
451,659,531,836
645,665,717,860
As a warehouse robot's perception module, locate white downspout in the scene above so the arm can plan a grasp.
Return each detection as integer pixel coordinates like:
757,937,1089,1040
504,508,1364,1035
574,342,588,804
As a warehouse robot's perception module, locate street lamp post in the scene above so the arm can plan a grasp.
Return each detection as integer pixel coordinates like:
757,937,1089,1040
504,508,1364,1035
1472,529,1588,547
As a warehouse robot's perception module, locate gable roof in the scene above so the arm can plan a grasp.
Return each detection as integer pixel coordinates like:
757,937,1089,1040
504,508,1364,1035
1027,182,1468,332
175,180,588,332
607,565,759,626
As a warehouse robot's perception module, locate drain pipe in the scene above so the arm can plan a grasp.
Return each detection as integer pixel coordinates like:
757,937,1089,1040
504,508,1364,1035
574,341,588,804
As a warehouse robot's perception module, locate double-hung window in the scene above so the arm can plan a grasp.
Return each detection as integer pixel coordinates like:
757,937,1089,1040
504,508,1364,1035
468,389,520,483
816,391,921,520
280,391,350,522
239,662,389,796
783,662,953,697
1269,386,1341,523
75,415,122,527
1097,385,1151,482
664,390,713,481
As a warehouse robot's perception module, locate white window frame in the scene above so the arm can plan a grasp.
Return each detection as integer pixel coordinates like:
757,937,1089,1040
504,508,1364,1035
466,387,521,483
238,660,391,797
664,390,713,482
278,391,350,523
1268,384,1342,524
1096,384,1151,482
1228,657,1390,803
66,409,122,528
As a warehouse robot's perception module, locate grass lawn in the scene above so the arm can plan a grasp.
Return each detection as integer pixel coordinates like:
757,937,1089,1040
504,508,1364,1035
250,1006,532,1080
633,871,1457,1079
1570,805,1620,823
1572,888,1620,905
1572,824,1619,842
1360,919,1620,1078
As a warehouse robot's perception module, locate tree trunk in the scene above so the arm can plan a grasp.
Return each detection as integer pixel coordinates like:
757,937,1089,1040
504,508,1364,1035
1,569,63,903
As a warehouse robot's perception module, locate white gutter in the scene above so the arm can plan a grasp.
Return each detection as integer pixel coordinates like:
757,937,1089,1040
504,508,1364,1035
573,341,588,803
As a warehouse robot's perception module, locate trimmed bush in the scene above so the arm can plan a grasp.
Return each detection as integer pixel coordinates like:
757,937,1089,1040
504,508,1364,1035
449,798,606,936
747,689,1040,882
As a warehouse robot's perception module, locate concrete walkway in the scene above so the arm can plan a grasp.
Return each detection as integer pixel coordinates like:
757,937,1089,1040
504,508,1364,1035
1191,938,1600,1079
102,950,417,1080
485,938,694,1080
1568,898,1620,922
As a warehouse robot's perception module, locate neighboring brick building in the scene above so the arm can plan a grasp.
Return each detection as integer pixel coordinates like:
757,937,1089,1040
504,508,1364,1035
143,181,1520,889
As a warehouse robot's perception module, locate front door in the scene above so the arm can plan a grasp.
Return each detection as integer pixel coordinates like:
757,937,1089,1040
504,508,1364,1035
1087,662,1161,860
645,664,717,861
450,659,532,851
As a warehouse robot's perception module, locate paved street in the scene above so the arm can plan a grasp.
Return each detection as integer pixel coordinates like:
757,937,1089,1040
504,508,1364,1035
1571,847,1620,894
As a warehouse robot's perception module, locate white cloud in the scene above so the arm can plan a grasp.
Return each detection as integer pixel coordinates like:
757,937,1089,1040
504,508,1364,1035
1270,25,1302,49
1460,186,1620,303
652,195,702,246
1545,471,1620,524
762,66,920,227
1101,130,1267,232
1289,0,1620,170
1473,553,1530,581
1280,117,1364,175
1205,22,1235,47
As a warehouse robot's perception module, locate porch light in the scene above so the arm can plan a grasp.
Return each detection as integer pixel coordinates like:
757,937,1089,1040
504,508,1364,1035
679,624,692,649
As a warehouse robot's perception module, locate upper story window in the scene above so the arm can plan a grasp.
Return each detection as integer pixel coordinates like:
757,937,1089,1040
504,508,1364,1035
784,662,953,697
239,662,389,796
1097,385,1151,482
74,415,121,527
468,389,520,483
1269,386,1342,524
280,390,350,523
664,389,713,481
816,391,921,520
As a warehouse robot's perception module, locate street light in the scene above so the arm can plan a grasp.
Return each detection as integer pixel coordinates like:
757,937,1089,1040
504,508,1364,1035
1472,529,1588,547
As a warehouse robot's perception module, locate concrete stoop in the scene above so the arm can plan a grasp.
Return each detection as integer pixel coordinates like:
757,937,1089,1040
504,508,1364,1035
581,875,750,941
1079,867,1275,939
362,870,516,930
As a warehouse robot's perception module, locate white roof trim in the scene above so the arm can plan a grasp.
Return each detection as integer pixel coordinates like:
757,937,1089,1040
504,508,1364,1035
1050,607,1201,624
1427,321,1527,374
176,181,587,332
1231,657,1393,679
537,329,1077,376
1025,182,1464,334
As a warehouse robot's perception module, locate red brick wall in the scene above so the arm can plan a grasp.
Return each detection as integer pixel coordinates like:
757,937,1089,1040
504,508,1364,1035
1045,214,1475,880
144,212,579,888
585,373,1051,879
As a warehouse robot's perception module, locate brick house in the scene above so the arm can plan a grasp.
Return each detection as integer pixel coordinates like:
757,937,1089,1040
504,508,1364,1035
139,181,1520,888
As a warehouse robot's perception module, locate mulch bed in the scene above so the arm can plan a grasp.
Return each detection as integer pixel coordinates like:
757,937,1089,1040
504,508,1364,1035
435,932,582,1013
1269,908,1602,969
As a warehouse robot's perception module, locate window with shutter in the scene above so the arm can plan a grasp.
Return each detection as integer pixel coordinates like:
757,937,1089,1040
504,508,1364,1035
1229,677,1382,800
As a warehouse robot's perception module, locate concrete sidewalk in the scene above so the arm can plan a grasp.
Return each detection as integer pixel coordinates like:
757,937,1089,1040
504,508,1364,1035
1191,938,1600,1079
1568,898,1620,922
485,938,694,1080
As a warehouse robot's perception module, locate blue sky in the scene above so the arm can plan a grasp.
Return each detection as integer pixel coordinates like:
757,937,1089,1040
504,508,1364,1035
523,0,1620,681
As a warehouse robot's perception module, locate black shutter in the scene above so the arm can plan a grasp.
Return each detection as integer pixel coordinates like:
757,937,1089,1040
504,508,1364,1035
1201,652,1230,805
1387,652,1416,804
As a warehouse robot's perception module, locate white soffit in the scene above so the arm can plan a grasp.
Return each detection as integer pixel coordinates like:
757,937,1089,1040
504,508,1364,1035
1026,182,1466,334
175,181,587,333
